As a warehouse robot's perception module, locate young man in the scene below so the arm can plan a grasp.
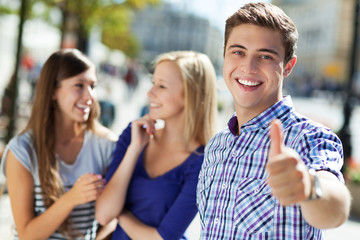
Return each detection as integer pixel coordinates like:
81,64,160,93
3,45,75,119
197,2,351,239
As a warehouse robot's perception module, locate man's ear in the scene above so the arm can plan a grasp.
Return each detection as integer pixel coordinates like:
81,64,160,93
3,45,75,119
283,57,297,77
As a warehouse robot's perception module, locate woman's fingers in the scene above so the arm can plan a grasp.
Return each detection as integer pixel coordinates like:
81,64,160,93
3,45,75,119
133,115,156,135
72,174,105,204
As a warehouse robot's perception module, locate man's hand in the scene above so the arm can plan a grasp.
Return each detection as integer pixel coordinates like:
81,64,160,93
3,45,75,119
266,119,312,206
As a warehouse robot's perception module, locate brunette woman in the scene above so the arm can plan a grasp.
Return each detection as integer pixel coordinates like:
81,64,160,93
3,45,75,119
1,49,117,239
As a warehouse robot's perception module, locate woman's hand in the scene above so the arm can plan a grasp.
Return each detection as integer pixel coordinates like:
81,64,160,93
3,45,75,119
6,151,103,239
65,173,105,207
96,116,156,225
130,114,156,149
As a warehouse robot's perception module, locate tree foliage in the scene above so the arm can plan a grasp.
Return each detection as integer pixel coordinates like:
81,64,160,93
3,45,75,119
47,0,160,55
0,0,160,55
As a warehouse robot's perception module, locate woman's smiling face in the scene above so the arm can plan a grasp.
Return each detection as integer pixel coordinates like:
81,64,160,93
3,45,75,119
53,67,97,124
147,60,185,121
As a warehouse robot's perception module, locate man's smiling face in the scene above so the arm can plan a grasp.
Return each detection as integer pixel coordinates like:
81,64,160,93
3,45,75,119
223,23,296,118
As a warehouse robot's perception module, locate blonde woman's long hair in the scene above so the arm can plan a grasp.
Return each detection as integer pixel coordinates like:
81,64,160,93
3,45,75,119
153,51,217,146
22,49,102,237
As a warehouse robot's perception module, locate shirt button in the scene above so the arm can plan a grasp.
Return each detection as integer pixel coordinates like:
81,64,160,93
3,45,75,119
222,183,227,189
232,152,236,157
214,218,219,224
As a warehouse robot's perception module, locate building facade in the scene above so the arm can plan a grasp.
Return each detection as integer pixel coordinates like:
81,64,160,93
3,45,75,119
130,3,224,74
273,0,356,92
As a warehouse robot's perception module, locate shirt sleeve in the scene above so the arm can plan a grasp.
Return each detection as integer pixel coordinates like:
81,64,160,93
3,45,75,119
156,153,203,240
105,123,132,182
1,133,35,177
295,124,344,183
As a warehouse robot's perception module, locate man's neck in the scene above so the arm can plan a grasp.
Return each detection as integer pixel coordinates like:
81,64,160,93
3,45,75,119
234,106,265,131
234,98,282,134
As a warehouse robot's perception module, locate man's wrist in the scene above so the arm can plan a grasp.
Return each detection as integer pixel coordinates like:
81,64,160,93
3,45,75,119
307,168,323,201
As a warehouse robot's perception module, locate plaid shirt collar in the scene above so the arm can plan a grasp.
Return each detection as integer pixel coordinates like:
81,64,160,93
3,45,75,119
228,95,294,136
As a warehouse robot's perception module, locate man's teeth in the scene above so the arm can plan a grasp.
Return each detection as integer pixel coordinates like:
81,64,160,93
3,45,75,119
238,79,260,86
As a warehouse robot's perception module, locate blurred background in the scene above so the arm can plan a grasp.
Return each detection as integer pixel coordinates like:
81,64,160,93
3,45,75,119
1,0,360,238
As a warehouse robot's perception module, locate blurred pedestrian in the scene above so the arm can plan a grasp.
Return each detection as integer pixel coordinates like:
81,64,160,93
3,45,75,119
99,100,116,128
197,2,351,239
0,49,117,239
123,61,138,100
21,50,35,72
95,51,217,239
139,104,149,117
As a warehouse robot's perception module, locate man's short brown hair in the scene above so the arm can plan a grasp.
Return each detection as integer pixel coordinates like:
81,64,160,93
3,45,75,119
224,2,298,64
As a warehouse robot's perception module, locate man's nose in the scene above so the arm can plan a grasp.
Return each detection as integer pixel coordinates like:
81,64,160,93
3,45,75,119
241,56,258,74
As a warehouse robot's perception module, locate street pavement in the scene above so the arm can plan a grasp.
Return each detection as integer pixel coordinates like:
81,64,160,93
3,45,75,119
1,76,360,238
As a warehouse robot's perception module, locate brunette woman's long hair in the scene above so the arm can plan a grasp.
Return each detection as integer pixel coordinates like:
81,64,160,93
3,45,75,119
22,48,101,237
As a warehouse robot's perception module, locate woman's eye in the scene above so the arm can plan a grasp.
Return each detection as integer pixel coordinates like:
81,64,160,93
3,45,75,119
152,81,165,89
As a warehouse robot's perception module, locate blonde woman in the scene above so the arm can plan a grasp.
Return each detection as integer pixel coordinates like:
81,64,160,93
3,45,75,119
1,49,117,239
95,51,217,239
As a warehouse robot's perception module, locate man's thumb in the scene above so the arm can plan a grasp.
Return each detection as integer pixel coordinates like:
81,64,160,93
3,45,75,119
269,119,284,158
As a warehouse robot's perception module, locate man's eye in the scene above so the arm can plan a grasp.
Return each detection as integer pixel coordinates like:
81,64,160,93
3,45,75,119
261,55,273,60
234,51,243,55
76,83,84,88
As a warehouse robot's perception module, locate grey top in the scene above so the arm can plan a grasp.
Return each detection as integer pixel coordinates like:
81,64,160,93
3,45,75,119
0,130,116,240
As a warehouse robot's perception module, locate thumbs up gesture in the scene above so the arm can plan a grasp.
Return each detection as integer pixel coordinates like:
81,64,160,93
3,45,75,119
266,120,312,206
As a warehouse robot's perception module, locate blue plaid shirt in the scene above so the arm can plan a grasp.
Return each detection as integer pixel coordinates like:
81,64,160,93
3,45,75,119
197,96,344,240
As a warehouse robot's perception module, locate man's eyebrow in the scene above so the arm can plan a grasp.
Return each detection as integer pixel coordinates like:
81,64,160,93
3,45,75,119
258,48,279,56
228,44,246,50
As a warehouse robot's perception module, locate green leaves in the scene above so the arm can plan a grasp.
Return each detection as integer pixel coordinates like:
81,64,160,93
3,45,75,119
2,0,160,55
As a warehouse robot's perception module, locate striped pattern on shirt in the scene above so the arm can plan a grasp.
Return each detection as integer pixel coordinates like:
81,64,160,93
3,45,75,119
12,185,98,240
197,96,343,240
